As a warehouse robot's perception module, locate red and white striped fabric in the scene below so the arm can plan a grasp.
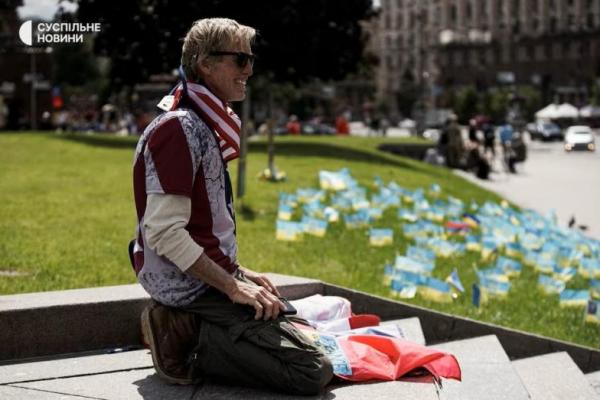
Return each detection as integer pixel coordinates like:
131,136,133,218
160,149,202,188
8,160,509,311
172,82,241,162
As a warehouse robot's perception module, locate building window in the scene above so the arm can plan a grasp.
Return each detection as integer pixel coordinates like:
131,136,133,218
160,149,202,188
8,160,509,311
544,43,552,59
486,48,495,64
454,51,463,67
518,45,528,62
466,1,473,22
536,45,545,61
450,4,457,26
550,17,557,33
587,13,595,29
553,43,562,59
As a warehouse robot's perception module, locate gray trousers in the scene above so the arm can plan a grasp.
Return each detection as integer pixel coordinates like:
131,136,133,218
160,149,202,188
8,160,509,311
182,274,333,395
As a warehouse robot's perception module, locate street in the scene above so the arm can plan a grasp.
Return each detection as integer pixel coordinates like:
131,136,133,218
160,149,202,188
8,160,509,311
456,134,600,241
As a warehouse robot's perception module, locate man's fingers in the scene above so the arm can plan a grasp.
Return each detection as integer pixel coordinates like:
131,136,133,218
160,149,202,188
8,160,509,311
253,301,264,320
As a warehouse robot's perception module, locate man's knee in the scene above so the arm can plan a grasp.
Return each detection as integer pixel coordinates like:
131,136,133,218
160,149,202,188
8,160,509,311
286,354,333,396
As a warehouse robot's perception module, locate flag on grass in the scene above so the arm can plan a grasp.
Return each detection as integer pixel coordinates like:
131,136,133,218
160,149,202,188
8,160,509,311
538,275,566,295
446,268,465,293
559,290,590,307
369,228,393,247
276,220,304,241
585,300,600,324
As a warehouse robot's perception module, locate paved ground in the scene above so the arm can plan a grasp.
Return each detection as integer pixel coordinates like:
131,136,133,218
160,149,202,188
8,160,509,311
456,133,600,241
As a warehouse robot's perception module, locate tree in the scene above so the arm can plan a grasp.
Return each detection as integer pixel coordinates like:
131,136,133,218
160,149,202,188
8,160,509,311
592,78,600,106
454,86,478,123
74,0,375,92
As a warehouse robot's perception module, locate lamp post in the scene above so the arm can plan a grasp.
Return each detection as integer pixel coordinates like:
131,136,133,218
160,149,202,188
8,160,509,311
24,46,52,130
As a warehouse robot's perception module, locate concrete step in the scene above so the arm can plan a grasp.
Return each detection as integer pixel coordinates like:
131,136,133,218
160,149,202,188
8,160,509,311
380,317,426,345
513,352,598,400
0,318,437,400
0,357,441,400
587,370,600,397
430,335,530,400
0,349,151,385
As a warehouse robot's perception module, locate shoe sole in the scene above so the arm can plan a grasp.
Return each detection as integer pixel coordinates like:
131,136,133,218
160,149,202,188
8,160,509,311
141,305,193,385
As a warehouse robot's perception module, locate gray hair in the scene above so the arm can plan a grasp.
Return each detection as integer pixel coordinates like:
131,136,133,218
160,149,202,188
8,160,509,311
181,18,256,81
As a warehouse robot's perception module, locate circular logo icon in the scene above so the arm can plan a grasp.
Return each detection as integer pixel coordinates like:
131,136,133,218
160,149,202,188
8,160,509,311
19,20,33,46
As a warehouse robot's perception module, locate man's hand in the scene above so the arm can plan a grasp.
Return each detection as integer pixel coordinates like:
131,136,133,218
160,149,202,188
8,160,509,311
239,267,281,297
184,254,285,321
227,277,285,320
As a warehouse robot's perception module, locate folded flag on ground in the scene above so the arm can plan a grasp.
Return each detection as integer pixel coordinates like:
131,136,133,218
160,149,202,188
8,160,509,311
367,207,383,220
369,228,393,247
477,275,511,297
580,258,600,279
323,206,339,223
552,265,577,282
465,235,482,252
279,192,298,207
277,203,294,221
394,255,434,275
538,275,566,294
559,290,590,307
296,188,325,204
303,200,325,219
390,279,418,299
429,183,441,197
344,209,371,229
407,245,436,267
504,242,522,258
275,220,304,241
398,209,418,222
591,279,600,299
495,256,522,277
462,213,480,228
477,267,510,283
445,220,470,233
301,216,328,237
319,169,356,191
418,276,454,303
585,300,600,324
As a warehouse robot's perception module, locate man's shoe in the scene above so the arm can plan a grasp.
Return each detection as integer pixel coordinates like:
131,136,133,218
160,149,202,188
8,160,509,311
141,302,199,385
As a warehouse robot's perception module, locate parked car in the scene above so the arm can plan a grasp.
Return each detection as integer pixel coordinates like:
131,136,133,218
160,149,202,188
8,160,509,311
531,122,563,141
564,125,596,152
301,122,336,135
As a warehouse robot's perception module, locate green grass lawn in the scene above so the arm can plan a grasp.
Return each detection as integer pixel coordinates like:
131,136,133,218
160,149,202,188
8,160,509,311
1,132,598,349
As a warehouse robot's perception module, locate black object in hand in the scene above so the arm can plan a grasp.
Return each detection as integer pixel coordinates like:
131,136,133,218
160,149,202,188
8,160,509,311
279,297,297,315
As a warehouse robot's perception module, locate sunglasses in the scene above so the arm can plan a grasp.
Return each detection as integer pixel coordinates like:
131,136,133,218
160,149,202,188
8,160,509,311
209,51,256,68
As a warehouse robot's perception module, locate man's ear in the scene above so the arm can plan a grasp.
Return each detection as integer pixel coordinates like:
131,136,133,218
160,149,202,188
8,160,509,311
197,56,212,78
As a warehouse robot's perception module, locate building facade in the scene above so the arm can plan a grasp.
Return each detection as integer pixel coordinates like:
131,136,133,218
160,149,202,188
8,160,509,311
374,0,600,116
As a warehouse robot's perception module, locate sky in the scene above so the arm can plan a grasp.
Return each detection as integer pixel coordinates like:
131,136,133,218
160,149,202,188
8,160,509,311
17,0,78,21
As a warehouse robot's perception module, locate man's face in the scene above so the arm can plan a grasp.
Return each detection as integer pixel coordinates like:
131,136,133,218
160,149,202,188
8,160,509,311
200,39,253,102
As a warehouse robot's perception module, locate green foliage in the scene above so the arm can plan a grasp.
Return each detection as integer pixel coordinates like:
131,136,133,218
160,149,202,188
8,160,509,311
454,86,479,123
592,78,600,106
75,0,375,90
519,86,543,121
1,133,598,349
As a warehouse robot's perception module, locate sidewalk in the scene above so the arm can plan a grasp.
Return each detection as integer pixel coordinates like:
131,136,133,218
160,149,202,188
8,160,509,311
455,139,600,241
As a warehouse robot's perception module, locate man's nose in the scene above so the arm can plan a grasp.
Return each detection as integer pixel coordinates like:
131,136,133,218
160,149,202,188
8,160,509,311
244,62,253,77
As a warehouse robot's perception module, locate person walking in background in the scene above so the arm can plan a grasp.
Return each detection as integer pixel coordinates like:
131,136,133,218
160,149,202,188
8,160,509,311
445,114,464,168
499,121,517,173
482,121,496,157
286,114,301,135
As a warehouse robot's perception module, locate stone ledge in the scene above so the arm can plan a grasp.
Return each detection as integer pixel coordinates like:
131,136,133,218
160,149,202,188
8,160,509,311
0,274,323,362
